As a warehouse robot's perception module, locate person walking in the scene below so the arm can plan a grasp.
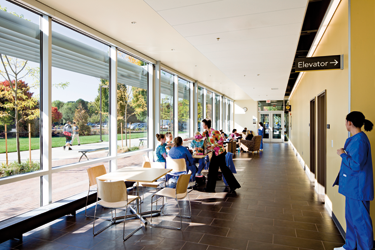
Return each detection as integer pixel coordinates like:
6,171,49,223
333,111,374,250
72,122,80,146
63,121,73,150
258,122,264,151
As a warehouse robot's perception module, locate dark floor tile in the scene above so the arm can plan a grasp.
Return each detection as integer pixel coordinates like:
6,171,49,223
15,238,68,250
159,229,204,242
26,228,69,241
200,234,248,250
143,238,186,250
301,210,324,218
246,241,299,250
296,229,344,243
133,234,164,246
181,242,209,250
208,246,233,250
274,219,317,231
251,225,296,237
227,228,273,243
315,223,342,235
235,215,274,226
322,241,345,250
54,232,105,249
274,234,324,250
198,210,236,221
254,210,294,221
293,215,335,225
185,224,229,236
90,235,144,250
282,208,303,216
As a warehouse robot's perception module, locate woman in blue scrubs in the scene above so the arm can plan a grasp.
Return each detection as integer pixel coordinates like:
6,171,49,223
258,122,264,151
334,111,374,250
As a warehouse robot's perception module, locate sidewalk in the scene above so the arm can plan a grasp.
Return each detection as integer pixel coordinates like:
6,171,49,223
0,137,147,165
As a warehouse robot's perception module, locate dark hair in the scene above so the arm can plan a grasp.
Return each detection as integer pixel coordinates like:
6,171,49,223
346,111,373,132
73,122,76,125
202,119,211,129
156,134,165,141
165,132,172,137
232,129,236,133
242,129,246,133
259,122,264,127
173,136,183,147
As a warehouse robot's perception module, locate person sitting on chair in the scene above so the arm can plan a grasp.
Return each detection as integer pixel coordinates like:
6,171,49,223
168,137,197,182
246,131,254,141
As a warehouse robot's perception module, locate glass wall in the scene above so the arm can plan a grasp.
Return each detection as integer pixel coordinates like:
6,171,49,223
117,51,148,152
206,90,213,120
215,94,220,130
0,0,234,225
178,78,190,138
0,0,41,221
227,100,232,132
258,100,284,111
223,98,227,133
160,70,174,135
197,86,204,132
51,21,110,168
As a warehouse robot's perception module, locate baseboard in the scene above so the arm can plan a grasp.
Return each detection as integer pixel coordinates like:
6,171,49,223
332,212,346,239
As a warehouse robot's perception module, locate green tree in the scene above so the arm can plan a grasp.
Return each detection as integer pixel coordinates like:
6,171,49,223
52,100,65,111
61,102,76,123
73,104,91,135
76,98,88,111
132,88,147,122
178,99,189,122
94,79,109,123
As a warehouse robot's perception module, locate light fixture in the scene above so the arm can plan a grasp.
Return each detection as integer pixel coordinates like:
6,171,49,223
271,88,278,90
289,0,341,100
257,74,260,76
217,38,220,41
171,49,174,51
131,21,136,24
244,75,246,77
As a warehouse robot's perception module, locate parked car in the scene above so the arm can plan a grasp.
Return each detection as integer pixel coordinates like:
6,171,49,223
130,123,140,129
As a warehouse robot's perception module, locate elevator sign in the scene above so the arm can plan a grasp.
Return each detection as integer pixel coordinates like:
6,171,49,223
295,55,343,72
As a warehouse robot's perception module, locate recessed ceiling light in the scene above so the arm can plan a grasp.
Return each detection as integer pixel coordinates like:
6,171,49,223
131,21,136,24
257,74,260,76
244,75,246,77
171,49,174,51
217,38,220,41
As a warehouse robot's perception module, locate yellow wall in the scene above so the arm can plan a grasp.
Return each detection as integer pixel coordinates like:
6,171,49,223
350,0,375,229
289,0,348,229
234,100,258,133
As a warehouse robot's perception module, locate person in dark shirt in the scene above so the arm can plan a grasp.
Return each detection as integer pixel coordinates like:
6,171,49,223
245,131,254,141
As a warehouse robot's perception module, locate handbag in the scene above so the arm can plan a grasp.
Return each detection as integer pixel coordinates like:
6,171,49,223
63,131,72,137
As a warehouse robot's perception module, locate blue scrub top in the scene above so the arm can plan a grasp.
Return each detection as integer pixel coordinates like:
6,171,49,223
333,132,374,201
168,146,195,167
155,143,167,162
190,139,204,149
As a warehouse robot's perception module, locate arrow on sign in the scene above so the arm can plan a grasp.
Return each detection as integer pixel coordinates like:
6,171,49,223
330,59,338,66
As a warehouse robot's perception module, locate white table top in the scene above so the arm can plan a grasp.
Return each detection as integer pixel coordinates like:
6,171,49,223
97,167,172,183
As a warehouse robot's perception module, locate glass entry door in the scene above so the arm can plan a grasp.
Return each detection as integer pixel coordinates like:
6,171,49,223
259,112,284,143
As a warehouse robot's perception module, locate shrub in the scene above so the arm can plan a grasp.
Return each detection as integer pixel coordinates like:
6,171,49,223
0,160,40,178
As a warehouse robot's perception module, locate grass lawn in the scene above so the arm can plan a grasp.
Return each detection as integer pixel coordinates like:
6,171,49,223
0,133,147,153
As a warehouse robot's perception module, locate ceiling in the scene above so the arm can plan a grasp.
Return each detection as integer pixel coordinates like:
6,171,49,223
144,0,309,101
29,0,308,101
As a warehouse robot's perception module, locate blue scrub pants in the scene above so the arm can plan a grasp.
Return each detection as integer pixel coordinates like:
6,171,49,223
343,197,373,250
194,158,206,175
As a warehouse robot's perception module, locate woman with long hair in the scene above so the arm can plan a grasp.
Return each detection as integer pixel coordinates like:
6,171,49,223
333,111,374,250
258,122,264,151
155,134,167,163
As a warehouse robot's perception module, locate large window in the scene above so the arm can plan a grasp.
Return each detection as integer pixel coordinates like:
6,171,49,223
206,90,213,120
197,86,204,132
178,78,190,139
215,94,221,130
160,70,174,135
117,51,148,153
223,98,227,133
51,22,110,168
227,99,232,132
0,0,41,221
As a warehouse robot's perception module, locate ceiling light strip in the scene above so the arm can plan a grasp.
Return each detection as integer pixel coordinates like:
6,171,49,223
289,0,341,100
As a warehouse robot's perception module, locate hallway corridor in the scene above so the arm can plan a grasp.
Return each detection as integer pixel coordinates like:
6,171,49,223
0,143,345,250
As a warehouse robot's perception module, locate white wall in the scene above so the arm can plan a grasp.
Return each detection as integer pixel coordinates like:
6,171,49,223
234,100,258,133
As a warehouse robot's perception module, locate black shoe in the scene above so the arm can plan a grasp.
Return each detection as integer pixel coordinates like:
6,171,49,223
63,146,66,150
78,144,80,146
68,147,72,150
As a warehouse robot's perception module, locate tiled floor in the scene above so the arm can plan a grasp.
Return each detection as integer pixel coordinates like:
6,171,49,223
0,143,344,250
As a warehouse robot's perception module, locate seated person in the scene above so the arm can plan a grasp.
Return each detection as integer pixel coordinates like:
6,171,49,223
190,132,205,155
168,137,196,182
155,134,167,163
246,131,254,141
230,129,242,140
242,130,247,138
165,132,173,152
190,132,207,175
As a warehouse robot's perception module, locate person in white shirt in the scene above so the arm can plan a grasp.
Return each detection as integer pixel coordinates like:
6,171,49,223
72,122,80,146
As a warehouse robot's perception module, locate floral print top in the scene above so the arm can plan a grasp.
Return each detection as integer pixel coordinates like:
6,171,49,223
202,128,226,156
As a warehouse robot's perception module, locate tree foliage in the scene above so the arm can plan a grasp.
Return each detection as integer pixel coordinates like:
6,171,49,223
51,107,62,124
73,104,91,135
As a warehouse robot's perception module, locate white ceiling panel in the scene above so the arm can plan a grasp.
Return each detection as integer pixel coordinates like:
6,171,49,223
148,0,307,26
145,0,308,100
